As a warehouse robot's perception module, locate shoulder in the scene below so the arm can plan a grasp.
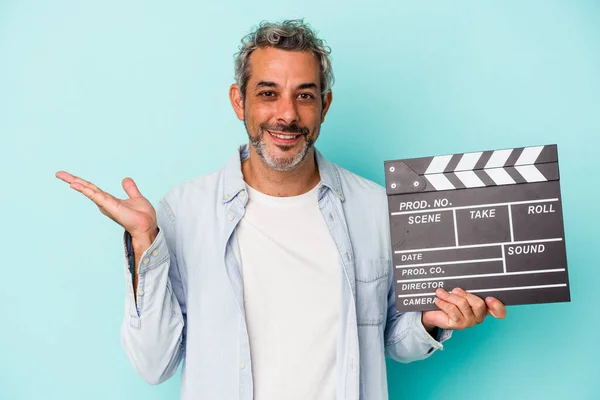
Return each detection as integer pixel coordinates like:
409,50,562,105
333,163,390,231
334,163,387,205
331,162,393,259
160,167,225,215
160,145,247,211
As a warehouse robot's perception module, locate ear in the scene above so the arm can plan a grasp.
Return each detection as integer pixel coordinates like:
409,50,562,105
229,84,245,121
320,91,333,123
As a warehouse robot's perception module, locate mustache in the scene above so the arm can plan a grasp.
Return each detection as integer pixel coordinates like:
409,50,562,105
261,123,309,136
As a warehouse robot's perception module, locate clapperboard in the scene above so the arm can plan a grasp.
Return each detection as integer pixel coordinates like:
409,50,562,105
384,145,570,312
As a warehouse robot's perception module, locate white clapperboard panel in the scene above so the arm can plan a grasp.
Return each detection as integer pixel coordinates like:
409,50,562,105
384,145,570,312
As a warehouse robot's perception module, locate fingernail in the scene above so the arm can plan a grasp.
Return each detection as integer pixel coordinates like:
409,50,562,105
436,288,445,296
452,288,460,295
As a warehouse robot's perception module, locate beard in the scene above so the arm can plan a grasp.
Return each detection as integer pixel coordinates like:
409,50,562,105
245,121,316,172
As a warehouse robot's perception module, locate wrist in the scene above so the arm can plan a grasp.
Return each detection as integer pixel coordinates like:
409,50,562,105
421,313,437,333
131,227,158,252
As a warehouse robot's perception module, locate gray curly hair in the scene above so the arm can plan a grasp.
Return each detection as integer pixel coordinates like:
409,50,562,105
234,19,335,102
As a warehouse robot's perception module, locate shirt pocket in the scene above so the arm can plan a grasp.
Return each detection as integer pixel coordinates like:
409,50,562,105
354,259,390,326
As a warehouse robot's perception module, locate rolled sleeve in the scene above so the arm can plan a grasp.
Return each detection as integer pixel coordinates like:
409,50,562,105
122,228,169,317
120,209,186,385
384,264,453,362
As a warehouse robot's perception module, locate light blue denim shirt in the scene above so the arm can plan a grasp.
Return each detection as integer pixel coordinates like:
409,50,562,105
121,144,452,400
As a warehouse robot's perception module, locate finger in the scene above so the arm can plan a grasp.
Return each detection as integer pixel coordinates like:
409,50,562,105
70,176,103,192
434,298,464,329
453,288,487,324
55,171,77,184
67,178,103,201
59,173,110,206
57,171,104,193
68,181,120,214
69,181,101,202
122,177,142,199
437,288,475,325
485,297,507,319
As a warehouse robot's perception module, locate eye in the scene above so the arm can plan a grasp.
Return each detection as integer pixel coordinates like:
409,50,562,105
259,91,276,98
298,93,315,100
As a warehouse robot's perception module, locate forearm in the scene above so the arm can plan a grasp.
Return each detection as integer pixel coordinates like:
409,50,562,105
122,228,185,384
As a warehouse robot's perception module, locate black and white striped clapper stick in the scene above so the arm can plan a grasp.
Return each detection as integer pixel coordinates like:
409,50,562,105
384,144,570,312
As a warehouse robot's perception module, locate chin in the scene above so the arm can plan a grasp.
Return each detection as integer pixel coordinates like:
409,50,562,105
249,129,315,171
262,146,310,172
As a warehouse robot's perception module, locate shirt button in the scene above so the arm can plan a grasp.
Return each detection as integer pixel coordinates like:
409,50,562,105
142,258,149,264
138,290,144,296
151,249,159,257
350,358,355,369
227,215,234,221
240,363,245,369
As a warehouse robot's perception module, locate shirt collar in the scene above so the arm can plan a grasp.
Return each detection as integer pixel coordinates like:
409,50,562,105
221,144,345,203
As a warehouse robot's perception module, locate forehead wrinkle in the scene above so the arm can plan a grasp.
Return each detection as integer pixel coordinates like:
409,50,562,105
248,48,320,91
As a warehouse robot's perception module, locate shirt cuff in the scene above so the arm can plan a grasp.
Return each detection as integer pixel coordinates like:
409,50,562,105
123,228,164,277
122,228,168,317
413,311,453,354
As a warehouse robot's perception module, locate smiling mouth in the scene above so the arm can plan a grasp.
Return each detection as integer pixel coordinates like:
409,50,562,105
267,130,302,140
265,130,305,147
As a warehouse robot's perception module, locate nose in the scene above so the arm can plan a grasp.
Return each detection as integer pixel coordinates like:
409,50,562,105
276,94,299,125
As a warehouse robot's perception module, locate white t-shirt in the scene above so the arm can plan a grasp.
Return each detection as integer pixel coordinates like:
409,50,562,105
236,182,340,400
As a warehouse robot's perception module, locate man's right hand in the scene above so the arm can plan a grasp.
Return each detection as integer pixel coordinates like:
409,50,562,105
56,171,158,296
56,171,157,238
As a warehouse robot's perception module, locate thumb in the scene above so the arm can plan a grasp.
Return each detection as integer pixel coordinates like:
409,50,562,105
122,177,142,199
486,297,507,319
422,310,449,330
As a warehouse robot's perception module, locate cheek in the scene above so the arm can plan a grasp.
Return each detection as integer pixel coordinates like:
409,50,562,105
246,105,272,126
299,109,321,130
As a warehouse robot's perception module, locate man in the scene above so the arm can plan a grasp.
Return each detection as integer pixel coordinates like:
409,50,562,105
56,19,506,400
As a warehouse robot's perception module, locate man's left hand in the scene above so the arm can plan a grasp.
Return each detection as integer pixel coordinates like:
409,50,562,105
422,288,507,331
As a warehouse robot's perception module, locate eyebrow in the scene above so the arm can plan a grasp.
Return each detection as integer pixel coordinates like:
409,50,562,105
256,81,277,88
255,81,318,91
297,83,318,90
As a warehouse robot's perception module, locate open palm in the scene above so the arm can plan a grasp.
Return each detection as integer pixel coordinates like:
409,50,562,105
55,171,157,238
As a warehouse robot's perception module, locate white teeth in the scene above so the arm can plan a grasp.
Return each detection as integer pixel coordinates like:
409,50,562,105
269,131,297,140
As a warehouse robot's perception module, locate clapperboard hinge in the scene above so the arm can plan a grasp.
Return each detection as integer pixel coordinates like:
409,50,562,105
385,145,559,194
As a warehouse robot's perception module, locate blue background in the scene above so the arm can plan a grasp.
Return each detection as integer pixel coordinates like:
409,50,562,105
1,1,599,399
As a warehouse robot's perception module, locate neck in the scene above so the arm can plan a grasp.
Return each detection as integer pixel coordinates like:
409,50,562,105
242,145,321,197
